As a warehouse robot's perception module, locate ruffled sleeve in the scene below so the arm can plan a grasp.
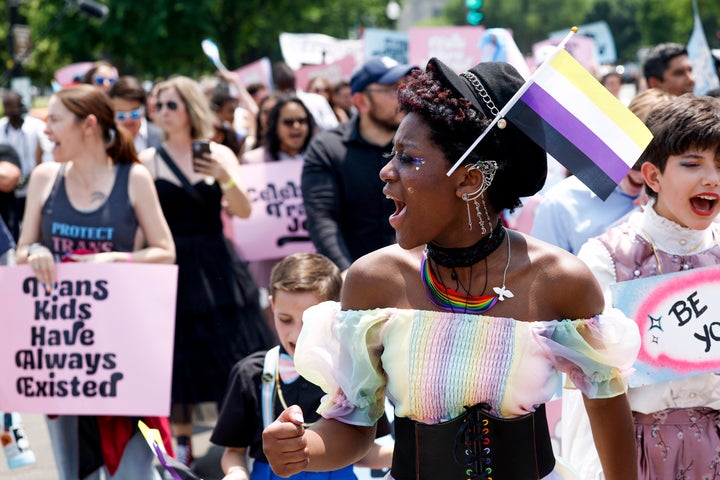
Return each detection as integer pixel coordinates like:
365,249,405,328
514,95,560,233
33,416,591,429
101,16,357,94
294,301,389,426
533,307,640,399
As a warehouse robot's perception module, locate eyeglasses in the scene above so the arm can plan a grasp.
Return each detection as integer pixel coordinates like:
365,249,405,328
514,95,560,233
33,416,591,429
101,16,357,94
155,101,179,111
93,76,117,86
115,106,144,121
280,117,308,127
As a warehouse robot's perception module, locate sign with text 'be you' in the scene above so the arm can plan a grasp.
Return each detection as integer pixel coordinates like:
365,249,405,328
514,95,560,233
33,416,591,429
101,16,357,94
611,265,720,388
0,263,177,416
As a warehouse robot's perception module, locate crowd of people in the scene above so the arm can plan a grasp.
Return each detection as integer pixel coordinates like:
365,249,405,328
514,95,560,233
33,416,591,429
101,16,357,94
2,39,720,480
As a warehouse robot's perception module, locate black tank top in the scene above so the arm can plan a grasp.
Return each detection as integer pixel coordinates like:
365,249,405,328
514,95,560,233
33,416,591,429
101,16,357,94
40,162,137,259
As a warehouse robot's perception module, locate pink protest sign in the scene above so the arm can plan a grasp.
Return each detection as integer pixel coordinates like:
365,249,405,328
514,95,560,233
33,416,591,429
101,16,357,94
233,57,273,90
0,263,177,416
295,55,357,93
231,160,314,261
408,26,486,73
54,62,94,88
610,265,720,388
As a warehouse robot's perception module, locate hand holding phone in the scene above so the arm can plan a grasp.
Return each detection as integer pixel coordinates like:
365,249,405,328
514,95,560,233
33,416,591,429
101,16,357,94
191,140,215,184
192,140,211,168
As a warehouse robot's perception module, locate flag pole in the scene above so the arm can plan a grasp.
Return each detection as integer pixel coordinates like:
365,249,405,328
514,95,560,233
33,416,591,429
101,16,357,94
446,26,578,176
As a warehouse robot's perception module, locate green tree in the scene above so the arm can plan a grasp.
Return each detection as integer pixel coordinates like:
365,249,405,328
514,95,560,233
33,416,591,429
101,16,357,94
442,0,595,54
583,0,641,63
5,0,396,86
19,0,218,81
440,0,720,64
4,0,720,87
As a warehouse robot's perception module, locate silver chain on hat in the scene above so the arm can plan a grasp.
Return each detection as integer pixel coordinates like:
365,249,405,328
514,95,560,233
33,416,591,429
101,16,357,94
460,71,507,129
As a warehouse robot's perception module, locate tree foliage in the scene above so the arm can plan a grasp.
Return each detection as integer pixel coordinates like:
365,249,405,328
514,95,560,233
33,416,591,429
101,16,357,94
2,0,720,87
4,0,396,85
442,0,720,63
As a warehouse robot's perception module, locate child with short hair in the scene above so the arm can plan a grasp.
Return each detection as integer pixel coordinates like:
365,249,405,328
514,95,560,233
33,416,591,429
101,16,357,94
573,95,720,478
210,253,391,480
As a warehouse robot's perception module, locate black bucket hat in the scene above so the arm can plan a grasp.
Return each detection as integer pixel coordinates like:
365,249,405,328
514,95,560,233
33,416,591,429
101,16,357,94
428,57,547,198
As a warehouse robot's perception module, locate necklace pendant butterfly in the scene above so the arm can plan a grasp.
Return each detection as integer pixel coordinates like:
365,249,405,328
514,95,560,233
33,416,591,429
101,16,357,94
493,285,514,301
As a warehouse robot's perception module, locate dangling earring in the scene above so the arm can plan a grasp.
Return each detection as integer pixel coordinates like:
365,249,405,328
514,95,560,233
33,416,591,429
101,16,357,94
481,195,491,231
462,193,473,230
463,160,498,233
473,199,486,234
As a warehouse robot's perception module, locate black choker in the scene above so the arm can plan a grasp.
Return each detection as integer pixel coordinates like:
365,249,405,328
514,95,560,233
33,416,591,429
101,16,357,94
426,222,506,268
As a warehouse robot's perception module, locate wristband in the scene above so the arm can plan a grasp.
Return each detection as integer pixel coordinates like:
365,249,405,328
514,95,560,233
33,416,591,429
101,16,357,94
220,178,235,192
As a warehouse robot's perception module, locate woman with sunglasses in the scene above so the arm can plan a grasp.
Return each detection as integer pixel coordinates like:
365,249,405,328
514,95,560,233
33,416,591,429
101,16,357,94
139,76,275,467
16,84,175,479
82,60,119,93
241,96,316,293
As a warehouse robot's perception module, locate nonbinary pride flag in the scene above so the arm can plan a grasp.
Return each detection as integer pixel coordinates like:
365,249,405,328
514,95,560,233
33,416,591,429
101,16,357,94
505,49,652,200
447,28,653,201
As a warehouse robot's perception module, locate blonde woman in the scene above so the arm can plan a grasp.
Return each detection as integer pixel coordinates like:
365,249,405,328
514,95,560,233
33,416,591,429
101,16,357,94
139,76,275,466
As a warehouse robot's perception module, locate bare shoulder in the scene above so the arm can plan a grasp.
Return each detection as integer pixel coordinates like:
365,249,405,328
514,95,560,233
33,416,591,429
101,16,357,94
128,162,153,179
26,162,60,194
30,161,60,182
24,162,61,211
138,147,157,168
342,244,421,310
522,233,604,319
128,162,156,190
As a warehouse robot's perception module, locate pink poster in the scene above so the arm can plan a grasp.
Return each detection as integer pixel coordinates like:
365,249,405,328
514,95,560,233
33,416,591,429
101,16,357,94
0,263,177,416
233,57,273,90
408,26,486,73
295,55,358,92
231,160,314,261
54,62,94,88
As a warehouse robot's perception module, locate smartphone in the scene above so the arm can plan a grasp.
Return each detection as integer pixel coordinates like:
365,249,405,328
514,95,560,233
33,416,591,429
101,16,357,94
191,140,211,172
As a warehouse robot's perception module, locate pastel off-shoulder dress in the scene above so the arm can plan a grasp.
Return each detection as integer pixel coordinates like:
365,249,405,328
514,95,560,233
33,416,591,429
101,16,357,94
294,301,640,480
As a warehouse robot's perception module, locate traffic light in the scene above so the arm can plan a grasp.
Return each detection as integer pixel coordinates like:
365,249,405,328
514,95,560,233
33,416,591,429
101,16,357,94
466,0,483,25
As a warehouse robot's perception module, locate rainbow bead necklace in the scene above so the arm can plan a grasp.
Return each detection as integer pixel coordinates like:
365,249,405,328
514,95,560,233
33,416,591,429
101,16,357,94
421,230,513,314
421,252,498,313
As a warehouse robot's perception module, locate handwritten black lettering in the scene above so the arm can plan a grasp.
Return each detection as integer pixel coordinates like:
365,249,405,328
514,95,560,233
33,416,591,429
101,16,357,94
669,291,709,327
693,322,720,353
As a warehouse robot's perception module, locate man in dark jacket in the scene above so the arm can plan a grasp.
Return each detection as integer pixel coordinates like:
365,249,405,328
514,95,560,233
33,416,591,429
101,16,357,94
302,57,416,271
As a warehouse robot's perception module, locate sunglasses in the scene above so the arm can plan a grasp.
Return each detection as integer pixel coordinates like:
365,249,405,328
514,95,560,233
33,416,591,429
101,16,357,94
280,117,308,127
115,106,144,121
155,101,179,111
94,76,117,86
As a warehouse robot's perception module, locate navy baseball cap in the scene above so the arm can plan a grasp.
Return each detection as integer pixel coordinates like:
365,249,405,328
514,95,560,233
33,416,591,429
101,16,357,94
350,56,417,94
